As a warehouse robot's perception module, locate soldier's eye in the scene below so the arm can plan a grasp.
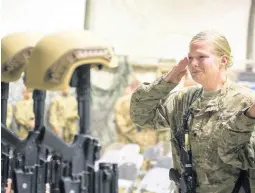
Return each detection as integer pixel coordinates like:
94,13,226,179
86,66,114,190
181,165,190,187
199,56,205,59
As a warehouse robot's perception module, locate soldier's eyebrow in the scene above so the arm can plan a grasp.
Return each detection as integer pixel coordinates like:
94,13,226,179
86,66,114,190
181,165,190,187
188,51,210,57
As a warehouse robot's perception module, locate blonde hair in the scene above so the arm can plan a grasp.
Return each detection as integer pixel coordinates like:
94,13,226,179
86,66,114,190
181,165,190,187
190,31,233,68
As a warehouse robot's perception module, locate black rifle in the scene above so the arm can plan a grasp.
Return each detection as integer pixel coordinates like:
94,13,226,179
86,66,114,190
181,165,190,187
1,123,22,193
12,90,49,193
169,90,201,193
59,64,101,193
1,81,23,193
58,64,119,193
12,89,75,193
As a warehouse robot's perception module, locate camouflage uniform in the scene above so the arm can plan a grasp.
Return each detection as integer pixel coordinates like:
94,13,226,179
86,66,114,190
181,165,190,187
14,99,34,139
49,95,79,143
130,77,255,193
114,94,158,152
6,104,13,129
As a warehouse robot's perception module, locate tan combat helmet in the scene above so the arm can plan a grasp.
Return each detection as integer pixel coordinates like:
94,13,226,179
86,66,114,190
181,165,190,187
24,30,118,91
1,32,43,82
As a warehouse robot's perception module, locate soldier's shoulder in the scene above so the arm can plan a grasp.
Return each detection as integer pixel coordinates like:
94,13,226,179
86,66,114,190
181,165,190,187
68,95,77,102
51,95,63,103
15,100,25,106
228,82,255,101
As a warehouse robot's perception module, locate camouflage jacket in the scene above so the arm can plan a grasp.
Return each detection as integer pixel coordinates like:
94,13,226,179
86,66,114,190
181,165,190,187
7,104,13,129
48,95,79,142
49,95,79,129
114,94,158,151
14,99,34,139
130,77,255,193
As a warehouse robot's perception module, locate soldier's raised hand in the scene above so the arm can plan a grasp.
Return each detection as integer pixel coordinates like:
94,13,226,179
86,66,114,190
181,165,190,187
163,57,188,84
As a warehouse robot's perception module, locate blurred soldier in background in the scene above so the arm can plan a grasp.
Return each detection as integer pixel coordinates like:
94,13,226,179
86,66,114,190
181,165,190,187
48,87,79,143
14,87,34,139
6,104,13,129
114,74,158,153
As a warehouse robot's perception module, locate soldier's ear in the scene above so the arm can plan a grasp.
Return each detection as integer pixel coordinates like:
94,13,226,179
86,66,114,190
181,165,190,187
220,55,228,69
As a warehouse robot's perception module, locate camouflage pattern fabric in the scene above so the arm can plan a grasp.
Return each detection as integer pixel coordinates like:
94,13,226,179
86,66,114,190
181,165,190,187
14,99,34,139
130,77,255,193
6,104,13,129
114,94,158,152
48,95,79,143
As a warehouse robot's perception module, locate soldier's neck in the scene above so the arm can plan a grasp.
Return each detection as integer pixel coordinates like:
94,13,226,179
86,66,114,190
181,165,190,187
202,72,227,91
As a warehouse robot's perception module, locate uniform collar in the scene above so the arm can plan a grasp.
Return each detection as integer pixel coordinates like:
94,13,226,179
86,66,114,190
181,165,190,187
190,78,232,116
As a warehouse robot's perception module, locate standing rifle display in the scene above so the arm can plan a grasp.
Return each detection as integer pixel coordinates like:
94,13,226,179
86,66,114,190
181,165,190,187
1,31,119,193
12,89,73,193
59,65,118,193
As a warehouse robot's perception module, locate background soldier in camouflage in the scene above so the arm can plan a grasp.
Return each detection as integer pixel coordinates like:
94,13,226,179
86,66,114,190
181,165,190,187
6,104,13,129
48,87,79,143
114,75,158,152
130,31,255,193
14,87,34,139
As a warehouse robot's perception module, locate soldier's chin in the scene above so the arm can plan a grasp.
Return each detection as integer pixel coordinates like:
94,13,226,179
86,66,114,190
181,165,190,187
191,75,203,85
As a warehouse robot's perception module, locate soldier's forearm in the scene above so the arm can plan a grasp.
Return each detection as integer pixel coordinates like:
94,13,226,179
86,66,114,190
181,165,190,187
130,78,176,129
133,77,177,102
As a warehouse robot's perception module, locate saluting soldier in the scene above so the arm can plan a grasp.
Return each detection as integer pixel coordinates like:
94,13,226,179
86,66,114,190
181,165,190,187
130,31,255,193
